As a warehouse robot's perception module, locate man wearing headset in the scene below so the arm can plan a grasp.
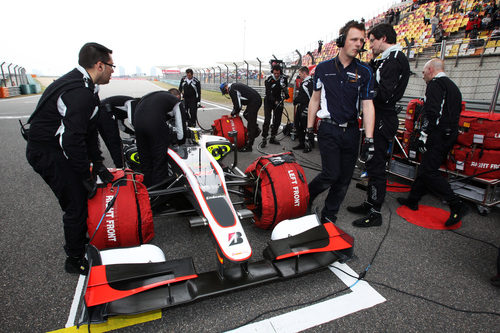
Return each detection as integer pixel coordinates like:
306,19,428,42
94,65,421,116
261,65,289,147
220,82,262,152
307,20,375,224
178,68,201,127
348,23,410,228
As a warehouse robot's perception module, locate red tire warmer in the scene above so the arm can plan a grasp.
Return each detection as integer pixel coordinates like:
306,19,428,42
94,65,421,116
87,169,154,250
212,115,248,148
457,110,500,149
244,152,309,230
446,145,500,179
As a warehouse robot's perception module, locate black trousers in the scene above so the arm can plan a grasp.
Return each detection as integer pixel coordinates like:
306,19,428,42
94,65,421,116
408,130,459,204
308,121,360,220
26,143,88,258
243,98,262,144
294,105,308,144
366,112,399,211
185,98,198,127
262,98,283,138
135,120,171,187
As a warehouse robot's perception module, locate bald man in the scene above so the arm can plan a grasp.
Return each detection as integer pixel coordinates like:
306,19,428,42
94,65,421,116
397,59,466,227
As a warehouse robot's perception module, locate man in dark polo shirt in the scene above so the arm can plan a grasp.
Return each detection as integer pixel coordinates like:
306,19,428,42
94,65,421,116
307,20,375,224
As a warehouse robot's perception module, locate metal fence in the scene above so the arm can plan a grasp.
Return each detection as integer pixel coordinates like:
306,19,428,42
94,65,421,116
161,38,500,112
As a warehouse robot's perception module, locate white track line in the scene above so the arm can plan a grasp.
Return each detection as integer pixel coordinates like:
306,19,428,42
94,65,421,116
228,262,385,333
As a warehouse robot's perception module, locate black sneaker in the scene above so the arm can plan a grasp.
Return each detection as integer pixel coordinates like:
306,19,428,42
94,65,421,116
347,202,372,215
65,256,89,275
397,197,419,211
445,204,468,227
261,137,267,148
292,144,305,150
269,137,280,145
303,146,312,153
352,212,382,228
239,145,253,152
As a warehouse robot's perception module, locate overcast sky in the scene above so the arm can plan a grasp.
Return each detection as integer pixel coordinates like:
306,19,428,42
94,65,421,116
2,0,399,76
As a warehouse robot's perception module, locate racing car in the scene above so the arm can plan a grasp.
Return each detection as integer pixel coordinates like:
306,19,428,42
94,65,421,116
77,128,354,325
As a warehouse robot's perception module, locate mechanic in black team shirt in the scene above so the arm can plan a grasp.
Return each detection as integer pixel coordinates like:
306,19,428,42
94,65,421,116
178,68,201,127
26,42,115,275
133,91,184,187
292,66,314,153
348,23,410,228
261,65,289,147
97,95,139,168
307,20,375,224
397,58,466,227
220,82,262,152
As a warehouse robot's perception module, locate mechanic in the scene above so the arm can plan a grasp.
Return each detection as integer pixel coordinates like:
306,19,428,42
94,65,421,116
397,58,466,227
220,82,262,152
26,42,115,275
167,88,190,136
261,65,289,147
306,20,375,224
97,95,139,168
178,68,201,127
348,23,410,228
133,91,184,187
292,66,314,153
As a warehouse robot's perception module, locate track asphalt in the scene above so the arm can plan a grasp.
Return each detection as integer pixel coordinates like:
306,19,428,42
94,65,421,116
0,79,498,332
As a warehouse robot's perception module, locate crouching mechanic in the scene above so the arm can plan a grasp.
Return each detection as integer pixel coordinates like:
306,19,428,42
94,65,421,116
133,91,184,187
397,58,466,227
26,42,115,275
292,66,314,153
348,23,410,228
220,82,262,152
97,95,140,168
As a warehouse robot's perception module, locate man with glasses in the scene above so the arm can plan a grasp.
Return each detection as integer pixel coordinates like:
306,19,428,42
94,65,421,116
26,42,115,275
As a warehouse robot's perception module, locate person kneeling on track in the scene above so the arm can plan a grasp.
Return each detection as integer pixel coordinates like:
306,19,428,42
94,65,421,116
97,95,140,168
133,91,184,187
220,82,262,152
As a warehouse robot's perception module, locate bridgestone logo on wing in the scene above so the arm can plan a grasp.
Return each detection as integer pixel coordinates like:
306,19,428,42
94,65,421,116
288,169,301,207
105,195,117,243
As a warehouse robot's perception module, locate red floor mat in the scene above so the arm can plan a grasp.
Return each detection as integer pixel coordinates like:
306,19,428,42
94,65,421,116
387,180,411,193
396,205,462,230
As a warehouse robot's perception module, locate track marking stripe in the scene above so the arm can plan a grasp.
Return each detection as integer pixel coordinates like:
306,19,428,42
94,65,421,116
48,310,161,333
228,262,385,333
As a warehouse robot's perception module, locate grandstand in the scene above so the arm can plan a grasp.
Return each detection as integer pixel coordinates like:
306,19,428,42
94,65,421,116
159,0,499,108
301,0,500,65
